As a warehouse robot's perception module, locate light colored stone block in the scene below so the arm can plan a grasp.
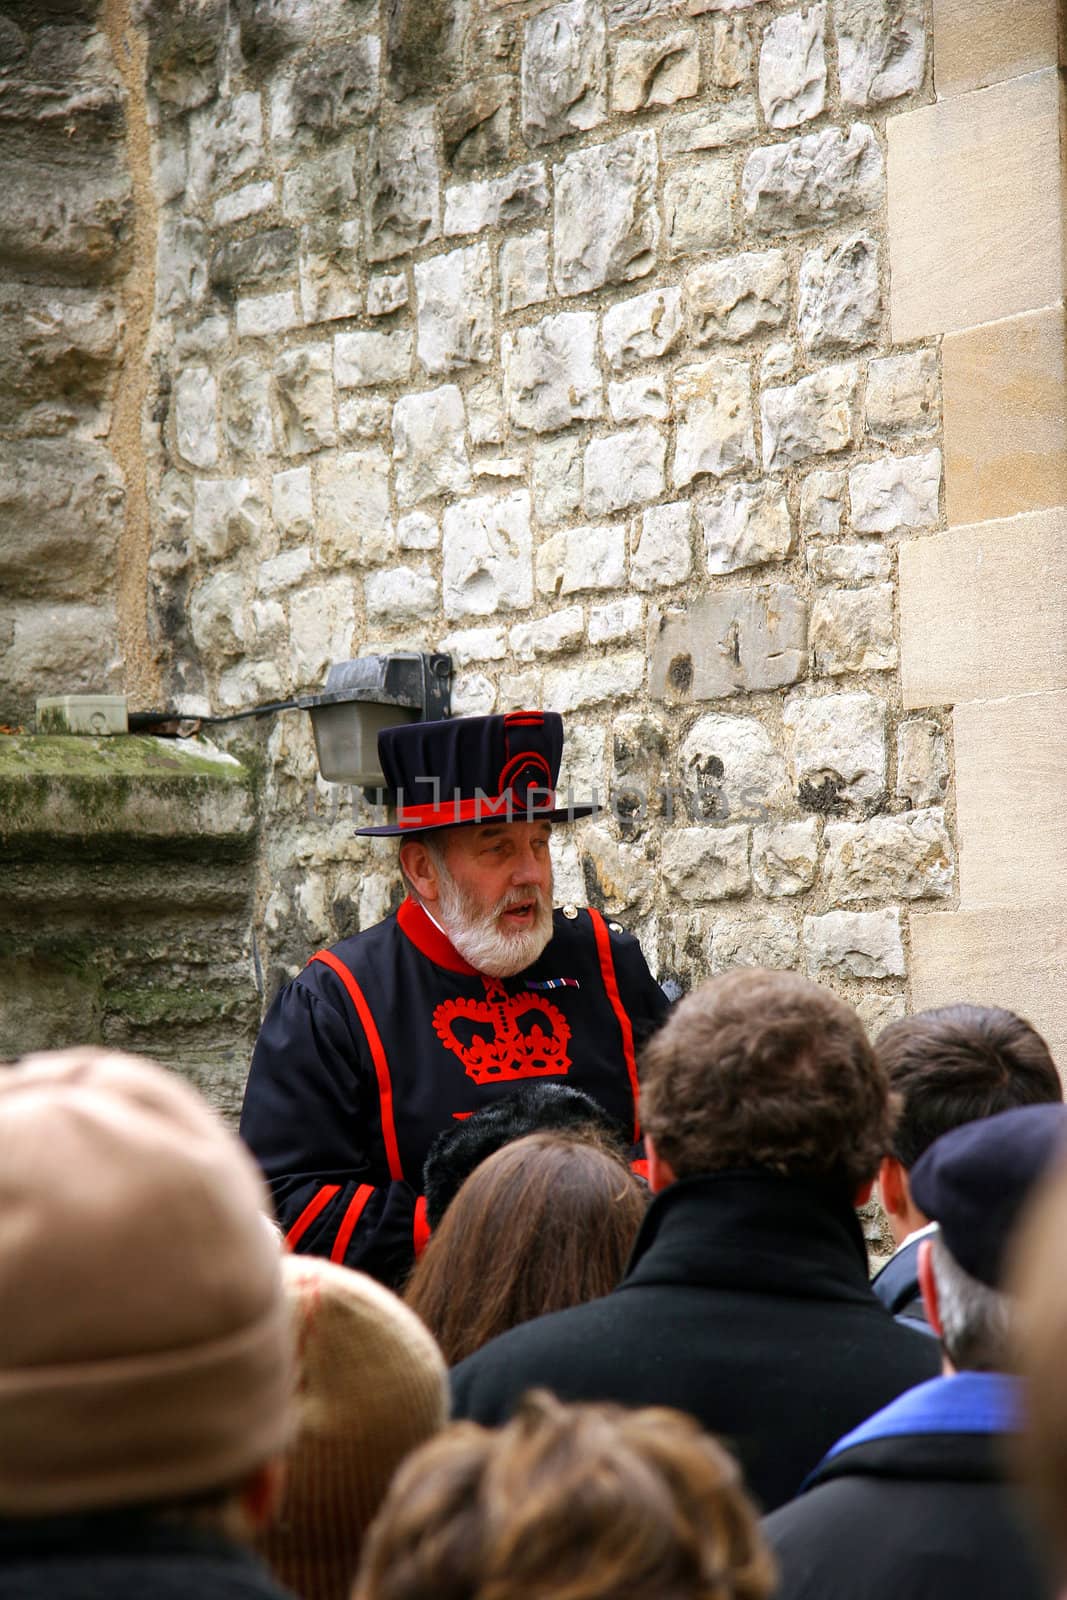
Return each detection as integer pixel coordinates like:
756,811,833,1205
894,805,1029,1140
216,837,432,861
537,524,626,595
414,243,494,376
554,132,659,296
584,426,666,515
836,0,925,107
743,124,883,235
899,507,1067,707
442,490,534,619
752,819,819,897
758,4,826,130
850,449,941,533
686,250,788,345
865,349,939,439
532,437,583,524
316,449,393,565
823,809,954,902
953,689,1067,910
783,689,886,806
392,386,472,507
522,0,607,147
811,584,897,675
662,824,751,901
673,357,755,486
602,286,683,371
797,234,880,353
761,362,858,471
504,312,603,433
500,233,550,314
679,712,791,821
931,0,1057,98
699,478,793,574
942,305,1067,528
608,376,669,423
887,70,1065,341
804,908,905,978
910,905,1067,1073
896,719,948,807
651,585,808,700
631,500,692,589
664,156,735,257
612,31,700,113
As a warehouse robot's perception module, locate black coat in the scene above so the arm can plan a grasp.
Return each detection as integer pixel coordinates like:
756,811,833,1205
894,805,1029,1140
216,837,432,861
241,899,668,1287
0,1513,294,1600
763,1372,1054,1600
870,1232,934,1333
450,1171,940,1511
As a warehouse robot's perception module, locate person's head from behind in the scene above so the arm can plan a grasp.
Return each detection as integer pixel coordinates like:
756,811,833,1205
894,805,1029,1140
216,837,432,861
640,967,888,1198
0,1046,292,1531
422,1082,628,1231
405,1131,647,1365
907,1103,1067,1375
876,1004,1061,1247
257,1256,447,1600
354,1389,775,1600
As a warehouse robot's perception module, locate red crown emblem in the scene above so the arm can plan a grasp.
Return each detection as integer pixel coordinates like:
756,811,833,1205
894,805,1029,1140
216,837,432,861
433,981,572,1085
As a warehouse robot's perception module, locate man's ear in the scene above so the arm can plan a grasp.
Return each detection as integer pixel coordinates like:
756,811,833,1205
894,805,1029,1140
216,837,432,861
879,1154,908,1219
399,838,441,904
917,1237,942,1338
644,1134,677,1195
238,1457,286,1534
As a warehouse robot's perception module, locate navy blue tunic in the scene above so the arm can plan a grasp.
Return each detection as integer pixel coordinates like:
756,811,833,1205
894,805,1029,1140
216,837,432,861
240,898,668,1287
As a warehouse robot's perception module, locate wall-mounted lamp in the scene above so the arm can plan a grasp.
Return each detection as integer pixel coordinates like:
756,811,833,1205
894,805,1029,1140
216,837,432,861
42,651,453,792
299,652,451,786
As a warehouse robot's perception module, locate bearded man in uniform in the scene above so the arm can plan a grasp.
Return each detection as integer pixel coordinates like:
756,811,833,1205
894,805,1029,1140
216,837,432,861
240,710,668,1288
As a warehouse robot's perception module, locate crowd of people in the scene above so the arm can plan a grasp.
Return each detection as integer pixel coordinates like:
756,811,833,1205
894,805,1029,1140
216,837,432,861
4,711,1067,1599
3,979,1067,1600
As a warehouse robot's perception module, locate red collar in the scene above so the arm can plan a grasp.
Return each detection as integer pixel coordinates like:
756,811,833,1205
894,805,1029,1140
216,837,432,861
397,896,481,976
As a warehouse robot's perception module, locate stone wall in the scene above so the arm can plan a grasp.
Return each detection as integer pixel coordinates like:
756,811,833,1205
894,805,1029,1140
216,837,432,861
0,0,135,719
129,0,957,1023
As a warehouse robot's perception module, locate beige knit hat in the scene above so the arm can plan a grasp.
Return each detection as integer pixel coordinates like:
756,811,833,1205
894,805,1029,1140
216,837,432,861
258,1255,448,1600
0,1047,293,1516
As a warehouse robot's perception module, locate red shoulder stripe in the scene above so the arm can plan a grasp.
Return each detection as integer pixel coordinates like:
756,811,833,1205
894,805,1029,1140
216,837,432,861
587,909,641,1144
286,1183,340,1250
310,949,405,1183
330,1183,375,1264
413,1194,431,1257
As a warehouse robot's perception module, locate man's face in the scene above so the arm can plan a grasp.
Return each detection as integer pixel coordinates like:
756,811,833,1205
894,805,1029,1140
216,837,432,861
413,820,555,977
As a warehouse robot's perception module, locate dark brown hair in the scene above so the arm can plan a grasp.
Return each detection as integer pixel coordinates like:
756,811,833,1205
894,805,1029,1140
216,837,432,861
641,968,889,1192
877,1004,1061,1169
404,1132,646,1366
354,1390,775,1600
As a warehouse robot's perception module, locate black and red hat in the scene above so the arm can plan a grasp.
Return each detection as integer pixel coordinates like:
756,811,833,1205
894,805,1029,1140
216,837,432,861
355,710,595,836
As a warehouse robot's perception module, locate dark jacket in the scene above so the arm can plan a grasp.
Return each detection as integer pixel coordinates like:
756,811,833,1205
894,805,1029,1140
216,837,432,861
0,1512,295,1600
450,1171,940,1511
763,1372,1054,1600
870,1232,935,1333
241,898,667,1287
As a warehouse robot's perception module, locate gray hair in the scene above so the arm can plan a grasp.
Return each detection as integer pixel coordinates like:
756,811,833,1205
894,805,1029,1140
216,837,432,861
931,1231,1013,1372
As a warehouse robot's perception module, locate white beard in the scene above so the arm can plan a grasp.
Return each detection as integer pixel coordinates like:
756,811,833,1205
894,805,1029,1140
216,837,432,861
435,869,554,979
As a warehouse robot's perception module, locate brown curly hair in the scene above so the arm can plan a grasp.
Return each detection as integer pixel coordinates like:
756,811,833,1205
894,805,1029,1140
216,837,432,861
640,968,890,1192
354,1390,775,1600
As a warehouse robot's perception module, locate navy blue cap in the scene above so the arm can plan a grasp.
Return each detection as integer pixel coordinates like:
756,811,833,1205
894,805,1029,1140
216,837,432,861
355,710,595,836
910,1104,1067,1288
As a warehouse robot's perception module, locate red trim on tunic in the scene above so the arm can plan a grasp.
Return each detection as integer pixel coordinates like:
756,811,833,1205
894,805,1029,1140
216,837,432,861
631,1157,651,1184
588,908,641,1144
309,949,405,1183
397,896,480,976
413,1195,431,1257
330,1183,375,1264
286,1183,340,1250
